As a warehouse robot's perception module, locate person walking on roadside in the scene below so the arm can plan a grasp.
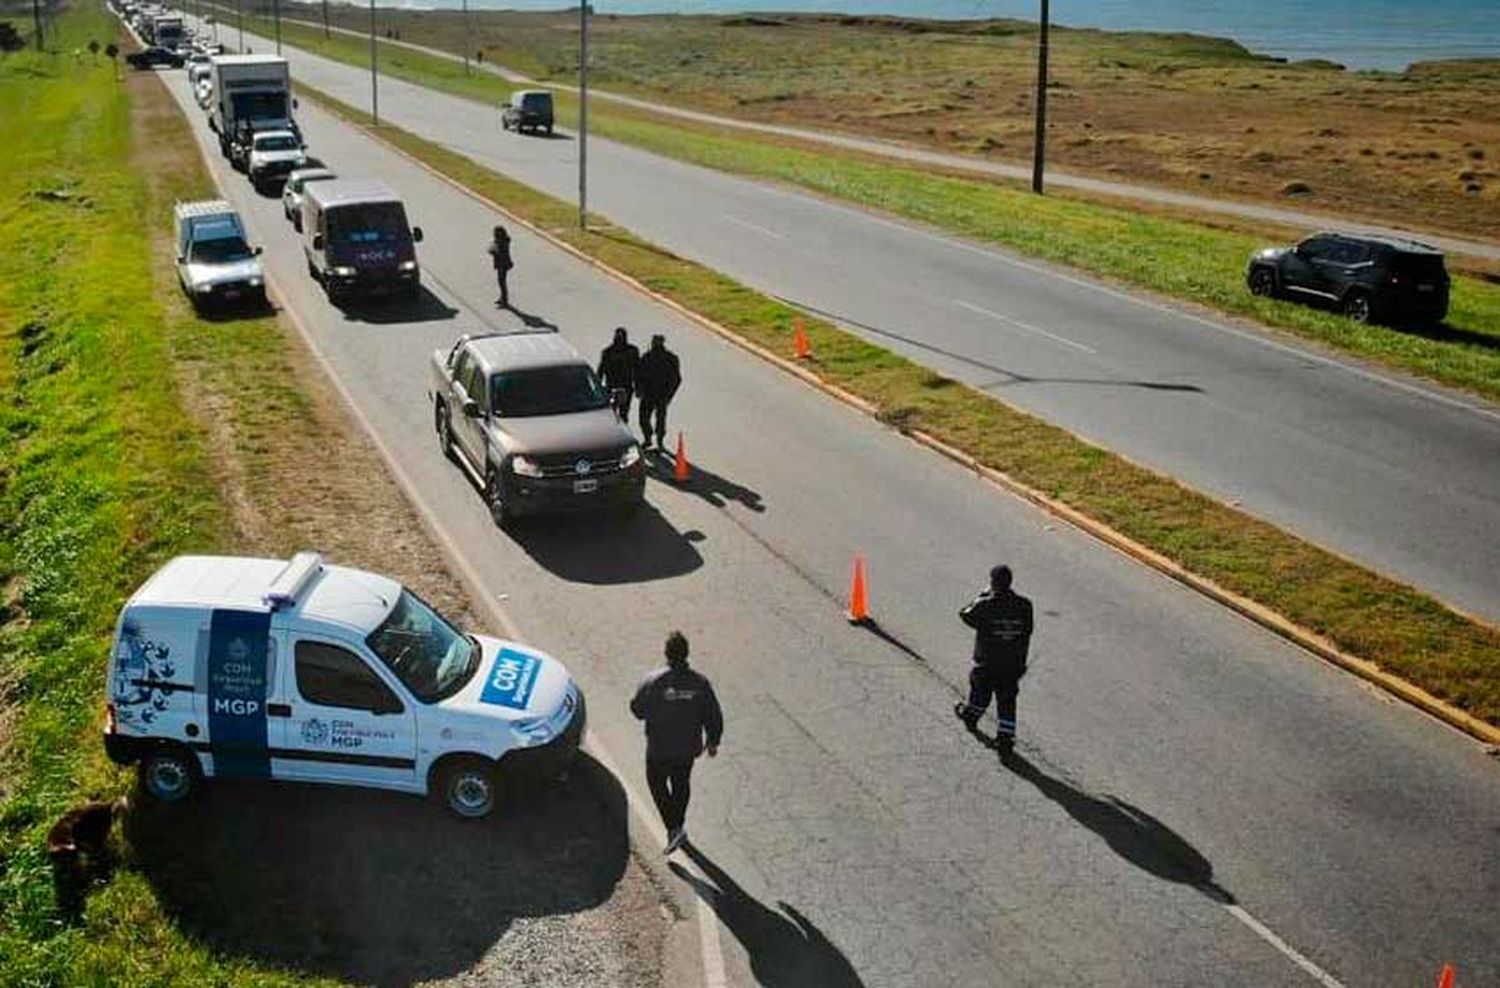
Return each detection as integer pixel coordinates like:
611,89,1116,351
636,334,681,452
488,225,514,308
954,565,1034,752
597,326,640,422
630,631,723,854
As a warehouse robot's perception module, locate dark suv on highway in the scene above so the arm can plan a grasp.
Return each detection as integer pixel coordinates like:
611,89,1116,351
1246,233,1450,325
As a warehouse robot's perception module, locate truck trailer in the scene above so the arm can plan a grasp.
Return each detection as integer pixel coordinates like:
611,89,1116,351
209,55,295,159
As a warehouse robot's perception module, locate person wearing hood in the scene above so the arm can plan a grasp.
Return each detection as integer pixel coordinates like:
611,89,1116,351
635,334,681,452
597,327,640,420
487,225,513,308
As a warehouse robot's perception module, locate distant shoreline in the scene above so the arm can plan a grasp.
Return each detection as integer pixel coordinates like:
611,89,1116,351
350,1,1500,73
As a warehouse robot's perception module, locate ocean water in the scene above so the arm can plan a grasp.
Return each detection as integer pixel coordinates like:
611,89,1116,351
439,0,1500,72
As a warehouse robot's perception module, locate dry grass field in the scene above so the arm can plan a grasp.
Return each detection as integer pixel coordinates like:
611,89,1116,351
284,4,1500,242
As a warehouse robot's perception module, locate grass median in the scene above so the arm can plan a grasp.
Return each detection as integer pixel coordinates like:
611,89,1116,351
0,7,334,983
302,83,1500,731
223,7,1500,403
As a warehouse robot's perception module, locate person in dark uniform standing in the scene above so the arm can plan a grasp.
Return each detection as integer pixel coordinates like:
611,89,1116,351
597,327,640,421
635,334,681,452
954,565,1034,752
488,225,514,308
630,631,723,854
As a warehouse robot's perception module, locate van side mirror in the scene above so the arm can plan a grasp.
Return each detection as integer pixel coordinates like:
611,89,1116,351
176,252,185,263
292,97,299,109
462,398,481,419
312,233,323,250
253,246,263,256
411,226,424,243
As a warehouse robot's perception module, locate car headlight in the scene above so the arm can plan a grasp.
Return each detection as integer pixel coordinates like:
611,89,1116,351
510,455,543,478
194,283,214,293
331,266,356,277
398,260,418,272
247,277,262,287
619,444,641,469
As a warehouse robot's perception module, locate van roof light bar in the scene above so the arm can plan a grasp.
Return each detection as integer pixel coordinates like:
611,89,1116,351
263,551,324,610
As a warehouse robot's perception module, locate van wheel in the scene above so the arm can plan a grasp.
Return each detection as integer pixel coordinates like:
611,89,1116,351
435,402,454,460
139,748,198,803
1248,267,1277,298
441,758,498,819
1342,290,1372,324
485,463,512,529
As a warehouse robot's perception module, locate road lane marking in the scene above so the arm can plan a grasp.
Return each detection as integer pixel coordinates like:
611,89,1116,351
1225,904,1346,987
159,63,733,988
722,213,784,240
955,299,1098,354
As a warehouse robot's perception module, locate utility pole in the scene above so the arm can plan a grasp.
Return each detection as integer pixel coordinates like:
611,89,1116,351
274,0,280,53
32,0,42,50
238,0,243,52
461,0,469,75
578,1,589,230
370,0,379,124
1030,0,1049,194
322,0,329,38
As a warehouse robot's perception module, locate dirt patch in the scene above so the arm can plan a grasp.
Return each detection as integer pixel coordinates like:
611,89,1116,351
125,67,669,988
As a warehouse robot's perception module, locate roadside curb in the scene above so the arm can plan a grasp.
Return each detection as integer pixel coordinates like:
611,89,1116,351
305,88,1500,752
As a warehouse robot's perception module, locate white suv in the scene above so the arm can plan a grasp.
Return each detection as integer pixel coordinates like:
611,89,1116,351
103,552,585,819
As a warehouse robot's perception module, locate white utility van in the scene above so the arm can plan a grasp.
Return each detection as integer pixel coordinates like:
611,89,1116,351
104,553,584,818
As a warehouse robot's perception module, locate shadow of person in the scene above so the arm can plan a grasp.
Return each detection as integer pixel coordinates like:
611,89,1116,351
998,748,1234,904
646,449,765,512
124,755,630,985
1399,319,1500,352
670,845,865,988
339,285,460,324
507,304,559,331
508,500,704,584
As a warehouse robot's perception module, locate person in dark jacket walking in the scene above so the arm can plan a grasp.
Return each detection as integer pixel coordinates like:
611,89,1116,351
597,327,640,421
630,631,723,853
954,565,1034,752
487,225,513,308
635,334,681,451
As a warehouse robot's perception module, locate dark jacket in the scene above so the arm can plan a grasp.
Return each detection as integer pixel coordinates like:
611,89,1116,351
636,346,681,402
597,341,640,390
488,239,513,272
630,665,723,761
960,589,1034,669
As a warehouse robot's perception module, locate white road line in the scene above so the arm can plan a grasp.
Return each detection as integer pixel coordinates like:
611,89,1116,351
1225,904,1346,988
955,299,1098,354
722,213,784,240
163,65,732,988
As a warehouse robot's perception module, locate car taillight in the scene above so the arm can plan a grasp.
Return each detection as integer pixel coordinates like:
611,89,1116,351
105,703,117,734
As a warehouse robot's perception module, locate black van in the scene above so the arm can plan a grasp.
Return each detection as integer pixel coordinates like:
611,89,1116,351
302,180,424,303
501,90,555,136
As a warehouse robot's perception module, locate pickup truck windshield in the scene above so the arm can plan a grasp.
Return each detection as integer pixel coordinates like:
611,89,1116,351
492,365,610,417
366,590,478,703
190,236,254,264
327,202,410,245
255,135,299,151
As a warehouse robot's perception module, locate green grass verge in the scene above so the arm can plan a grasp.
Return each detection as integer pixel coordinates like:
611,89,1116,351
231,9,1500,402
0,7,328,984
303,84,1500,729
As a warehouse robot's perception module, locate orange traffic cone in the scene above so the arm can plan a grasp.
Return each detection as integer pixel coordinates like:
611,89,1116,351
1437,963,1455,988
793,320,812,360
846,555,869,624
673,432,691,483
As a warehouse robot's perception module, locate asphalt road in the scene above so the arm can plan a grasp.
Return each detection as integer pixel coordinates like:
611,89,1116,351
154,59,1500,987
185,17,1500,628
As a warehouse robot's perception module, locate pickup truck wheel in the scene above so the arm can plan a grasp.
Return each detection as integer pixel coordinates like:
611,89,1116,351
139,748,198,804
485,463,512,528
1342,290,1372,324
441,758,498,819
435,402,455,459
1248,267,1277,298
545,123,554,136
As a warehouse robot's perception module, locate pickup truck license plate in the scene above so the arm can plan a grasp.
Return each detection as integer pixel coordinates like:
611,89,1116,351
223,289,241,300
573,479,599,494
1417,284,1435,293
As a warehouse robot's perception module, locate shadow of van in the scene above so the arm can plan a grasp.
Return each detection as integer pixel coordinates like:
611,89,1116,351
124,754,629,984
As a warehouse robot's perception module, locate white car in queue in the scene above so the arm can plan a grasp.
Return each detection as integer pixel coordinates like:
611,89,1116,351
282,166,336,231
103,552,585,819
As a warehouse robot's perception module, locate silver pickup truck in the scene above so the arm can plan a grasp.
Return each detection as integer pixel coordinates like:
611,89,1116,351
429,331,645,527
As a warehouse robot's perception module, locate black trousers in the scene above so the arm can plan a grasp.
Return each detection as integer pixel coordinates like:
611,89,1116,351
495,268,510,306
639,396,670,445
964,663,1023,737
646,756,695,832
